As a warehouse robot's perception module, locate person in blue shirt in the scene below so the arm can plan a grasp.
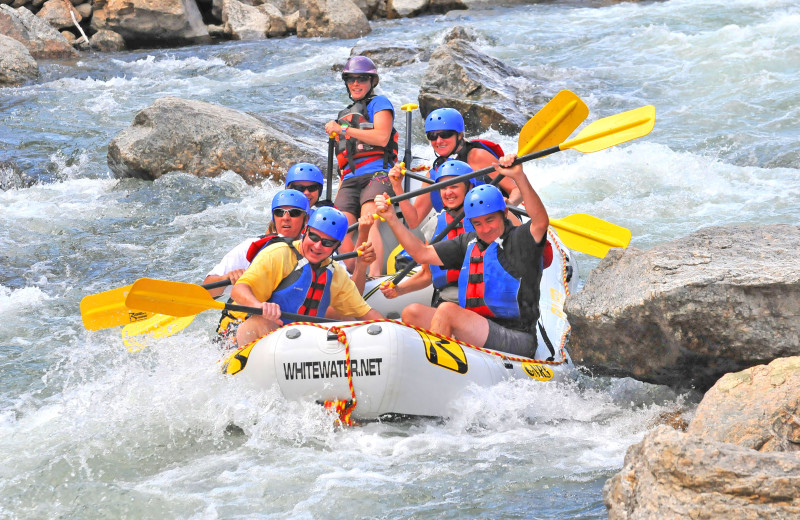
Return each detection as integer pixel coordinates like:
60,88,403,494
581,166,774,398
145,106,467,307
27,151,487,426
324,55,399,276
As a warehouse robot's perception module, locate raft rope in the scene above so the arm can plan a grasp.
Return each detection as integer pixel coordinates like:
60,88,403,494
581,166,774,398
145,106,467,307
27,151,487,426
223,226,573,427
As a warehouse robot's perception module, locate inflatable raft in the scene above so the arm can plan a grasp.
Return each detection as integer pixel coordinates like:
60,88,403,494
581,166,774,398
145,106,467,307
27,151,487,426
222,227,577,422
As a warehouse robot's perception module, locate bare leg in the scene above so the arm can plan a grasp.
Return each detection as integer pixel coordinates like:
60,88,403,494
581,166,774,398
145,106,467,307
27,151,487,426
429,302,491,346
360,200,384,277
338,211,358,272
401,303,436,330
236,315,280,347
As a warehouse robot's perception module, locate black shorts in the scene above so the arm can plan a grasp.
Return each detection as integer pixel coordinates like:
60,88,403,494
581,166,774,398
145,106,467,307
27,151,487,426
485,320,536,358
334,172,395,218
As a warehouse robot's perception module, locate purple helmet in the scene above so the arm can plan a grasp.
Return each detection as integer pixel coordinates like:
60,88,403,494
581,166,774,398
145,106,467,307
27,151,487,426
342,55,378,77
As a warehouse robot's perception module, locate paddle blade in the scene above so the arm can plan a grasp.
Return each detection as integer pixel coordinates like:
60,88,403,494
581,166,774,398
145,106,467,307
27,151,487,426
564,105,656,154
550,213,632,258
518,90,589,156
125,278,224,317
122,313,197,343
80,285,156,331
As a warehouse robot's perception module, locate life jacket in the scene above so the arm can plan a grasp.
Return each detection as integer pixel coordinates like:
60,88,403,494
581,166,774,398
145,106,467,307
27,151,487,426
430,139,506,212
216,234,289,339
335,96,399,179
458,239,524,323
269,255,335,318
430,210,474,290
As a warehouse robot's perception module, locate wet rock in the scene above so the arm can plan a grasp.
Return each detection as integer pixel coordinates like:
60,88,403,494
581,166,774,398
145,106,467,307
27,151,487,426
566,224,800,391
0,33,39,86
0,5,78,58
36,0,81,31
108,97,326,184
387,0,465,18
604,425,800,519
418,26,542,135
221,0,286,40
89,28,125,51
687,356,800,452
297,0,370,39
90,0,210,48
350,41,430,68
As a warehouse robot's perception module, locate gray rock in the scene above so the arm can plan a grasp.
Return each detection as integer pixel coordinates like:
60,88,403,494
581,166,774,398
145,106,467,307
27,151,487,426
221,0,286,40
36,0,82,31
418,27,543,135
297,0,371,39
0,4,78,59
604,425,800,519
89,28,125,52
387,0,464,18
566,224,800,391
687,356,800,452
90,0,210,47
350,42,430,68
0,33,39,86
108,97,326,184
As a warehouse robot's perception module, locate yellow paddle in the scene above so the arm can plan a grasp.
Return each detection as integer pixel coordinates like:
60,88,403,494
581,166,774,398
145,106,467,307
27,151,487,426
124,278,334,323
517,90,590,155
80,279,231,331
506,208,631,258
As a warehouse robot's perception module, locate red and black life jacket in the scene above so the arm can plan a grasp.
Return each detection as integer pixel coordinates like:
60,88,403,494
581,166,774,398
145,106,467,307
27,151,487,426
335,96,399,178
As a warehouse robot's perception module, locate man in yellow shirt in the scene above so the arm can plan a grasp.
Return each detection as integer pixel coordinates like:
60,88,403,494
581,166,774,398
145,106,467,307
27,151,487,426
232,206,383,346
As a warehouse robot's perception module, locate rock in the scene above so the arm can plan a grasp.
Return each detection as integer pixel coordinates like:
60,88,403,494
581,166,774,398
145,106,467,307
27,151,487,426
36,0,82,31
349,41,430,68
604,425,800,519
0,5,78,59
107,97,326,184
351,0,386,19
74,2,91,18
89,28,125,51
566,224,800,391
297,0,371,39
0,33,39,86
418,26,542,135
90,0,210,47
221,0,286,40
60,29,75,42
687,356,800,452
387,0,464,18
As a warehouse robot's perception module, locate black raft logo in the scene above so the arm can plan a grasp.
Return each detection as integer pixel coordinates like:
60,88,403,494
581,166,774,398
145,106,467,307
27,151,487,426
418,331,468,374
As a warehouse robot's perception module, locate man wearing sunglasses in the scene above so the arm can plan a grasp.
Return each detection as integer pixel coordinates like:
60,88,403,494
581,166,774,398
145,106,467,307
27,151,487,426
375,154,549,358
323,55,399,277
386,107,521,231
232,206,383,346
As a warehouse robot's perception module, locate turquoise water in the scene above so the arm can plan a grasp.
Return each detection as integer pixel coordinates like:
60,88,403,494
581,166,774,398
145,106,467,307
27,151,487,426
2,1,799,517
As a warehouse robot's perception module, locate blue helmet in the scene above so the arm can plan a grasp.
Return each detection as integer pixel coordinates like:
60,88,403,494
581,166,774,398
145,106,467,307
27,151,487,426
306,206,348,242
432,159,473,183
271,189,310,214
286,163,324,187
424,108,465,134
464,184,506,220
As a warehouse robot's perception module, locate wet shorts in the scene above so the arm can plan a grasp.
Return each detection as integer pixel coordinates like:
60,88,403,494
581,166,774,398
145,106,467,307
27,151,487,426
485,320,536,358
334,172,395,218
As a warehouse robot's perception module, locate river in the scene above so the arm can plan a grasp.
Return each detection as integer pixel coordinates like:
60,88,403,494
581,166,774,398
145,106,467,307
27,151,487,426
1,0,799,517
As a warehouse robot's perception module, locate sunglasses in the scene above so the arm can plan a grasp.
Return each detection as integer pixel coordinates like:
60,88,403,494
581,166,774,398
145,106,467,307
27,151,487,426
426,130,457,141
306,231,340,248
288,183,322,193
272,208,306,218
344,74,372,85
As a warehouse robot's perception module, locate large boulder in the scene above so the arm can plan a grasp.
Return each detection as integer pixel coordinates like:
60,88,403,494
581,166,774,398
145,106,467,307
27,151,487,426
604,425,800,519
221,0,286,40
108,97,327,184
36,0,82,31
0,5,78,59
90,0,210,47
297,0,371,39
566,224,800,391
386,0,465,18
349,41,430,68
418,26,543,135
0,33,39,86
687,356,800,452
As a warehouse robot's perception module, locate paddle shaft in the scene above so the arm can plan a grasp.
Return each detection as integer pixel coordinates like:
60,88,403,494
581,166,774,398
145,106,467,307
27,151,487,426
402,106,414,193
326,136,335,202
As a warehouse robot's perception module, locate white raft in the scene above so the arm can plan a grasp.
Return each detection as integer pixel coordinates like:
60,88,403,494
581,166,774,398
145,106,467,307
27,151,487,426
223,228,578,421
